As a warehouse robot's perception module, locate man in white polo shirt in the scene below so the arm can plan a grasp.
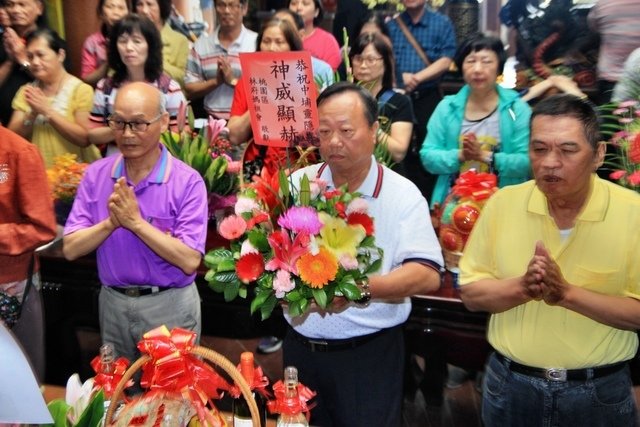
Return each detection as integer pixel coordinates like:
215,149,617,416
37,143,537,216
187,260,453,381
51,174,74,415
285,82,443,426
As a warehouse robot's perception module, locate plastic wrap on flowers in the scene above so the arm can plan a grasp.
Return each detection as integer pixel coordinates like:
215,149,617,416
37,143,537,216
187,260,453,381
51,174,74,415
438,170,497,272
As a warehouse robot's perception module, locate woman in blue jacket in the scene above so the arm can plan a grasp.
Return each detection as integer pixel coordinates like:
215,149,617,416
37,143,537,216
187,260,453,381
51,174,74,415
420,34,531,206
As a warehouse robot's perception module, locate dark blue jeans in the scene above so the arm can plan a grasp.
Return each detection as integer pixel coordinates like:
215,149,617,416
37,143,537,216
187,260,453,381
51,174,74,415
482,352,637,427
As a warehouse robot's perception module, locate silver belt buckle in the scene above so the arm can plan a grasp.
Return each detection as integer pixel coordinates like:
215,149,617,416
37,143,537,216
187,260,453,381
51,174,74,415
308,339,329,352
124,287,141,297
544,368,567,381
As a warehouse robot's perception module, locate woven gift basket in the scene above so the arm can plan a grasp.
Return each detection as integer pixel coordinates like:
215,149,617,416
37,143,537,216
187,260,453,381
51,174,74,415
105,344,261,426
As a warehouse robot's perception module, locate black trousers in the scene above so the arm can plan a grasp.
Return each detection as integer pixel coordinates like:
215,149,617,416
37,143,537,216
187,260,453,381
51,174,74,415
283,325,404,427
396,87,442,205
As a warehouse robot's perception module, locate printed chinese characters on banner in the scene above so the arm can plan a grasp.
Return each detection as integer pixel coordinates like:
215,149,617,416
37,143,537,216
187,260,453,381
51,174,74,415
239,51,320,148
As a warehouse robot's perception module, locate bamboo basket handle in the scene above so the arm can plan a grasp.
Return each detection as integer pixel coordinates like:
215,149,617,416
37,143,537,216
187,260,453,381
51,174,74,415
106,346,261,426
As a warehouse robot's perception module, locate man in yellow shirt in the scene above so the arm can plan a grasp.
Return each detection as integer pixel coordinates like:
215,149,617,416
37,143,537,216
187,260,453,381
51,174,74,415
460,94,640,426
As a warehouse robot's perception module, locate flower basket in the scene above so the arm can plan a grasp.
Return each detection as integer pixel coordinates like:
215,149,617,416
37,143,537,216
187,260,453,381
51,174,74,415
105,327,260,426
438,170,497,273
205,169,384,320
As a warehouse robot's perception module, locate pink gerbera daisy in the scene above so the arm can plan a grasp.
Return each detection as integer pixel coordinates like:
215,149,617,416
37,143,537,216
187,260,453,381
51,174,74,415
218,215,247,240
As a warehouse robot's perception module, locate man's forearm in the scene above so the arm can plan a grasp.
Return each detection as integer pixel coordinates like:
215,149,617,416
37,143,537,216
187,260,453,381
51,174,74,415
63,219,115,260
370,262,441,299
415,57,452,85
184,78,220,100
0,60,14,87
558,286,640,330
460,277,532,313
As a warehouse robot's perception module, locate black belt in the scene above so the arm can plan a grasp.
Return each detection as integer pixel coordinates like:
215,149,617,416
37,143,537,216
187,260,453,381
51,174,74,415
110,286,171,297
288,326,389,353
495,352,627,382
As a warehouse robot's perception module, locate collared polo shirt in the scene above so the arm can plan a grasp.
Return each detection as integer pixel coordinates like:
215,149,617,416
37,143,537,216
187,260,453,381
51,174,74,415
387,8,456,91
459,177,640,368
286,156,443,339
65,144,208,287
185,26,258,119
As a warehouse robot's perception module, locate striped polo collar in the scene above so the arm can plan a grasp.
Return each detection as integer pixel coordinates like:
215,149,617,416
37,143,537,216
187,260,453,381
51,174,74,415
110,143,172,184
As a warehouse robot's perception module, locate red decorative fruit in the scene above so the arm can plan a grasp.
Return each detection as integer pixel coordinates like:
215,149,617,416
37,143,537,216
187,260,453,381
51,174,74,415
452,203,480,234
440,226,463,252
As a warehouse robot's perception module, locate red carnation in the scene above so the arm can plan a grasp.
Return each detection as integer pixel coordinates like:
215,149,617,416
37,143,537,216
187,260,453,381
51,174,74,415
347,212,374,236
335,202,346,218
630,133,640,164
236,253,265,284
324,189,342,200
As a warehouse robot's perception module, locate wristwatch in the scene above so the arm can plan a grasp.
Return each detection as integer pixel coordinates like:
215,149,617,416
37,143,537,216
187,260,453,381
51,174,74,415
355,278,371,307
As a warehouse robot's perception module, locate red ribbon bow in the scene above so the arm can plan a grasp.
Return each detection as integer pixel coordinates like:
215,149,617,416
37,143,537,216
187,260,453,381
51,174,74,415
229,364,271,400
90,355,131,399
267,380,316,419
452,170,497,201
136,326,231,405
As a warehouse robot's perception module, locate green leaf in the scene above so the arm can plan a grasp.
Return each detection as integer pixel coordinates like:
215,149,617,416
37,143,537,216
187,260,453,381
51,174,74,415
361,235,376,247
339,281,361,300
312,288,328,308
46,399,71,427
204,249,233,267
204,269,216,282
288,299,303,317
278,170,290,199
223,281,240,301
260,294,278,320
213,270,237,284
250,289,272,314
187,104,195,129
286,289,302,301
239,287,247,299
299,174,311,206
365,258,382,274
75,390,105,427
208,280,226,293
248,229,270,252
216,258,237,272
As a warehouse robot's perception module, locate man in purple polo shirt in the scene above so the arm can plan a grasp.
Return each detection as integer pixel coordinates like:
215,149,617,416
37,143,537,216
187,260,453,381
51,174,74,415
63,82,208,364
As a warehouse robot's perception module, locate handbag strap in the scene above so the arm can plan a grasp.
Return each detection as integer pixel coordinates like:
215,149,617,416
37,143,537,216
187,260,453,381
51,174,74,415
394,15,432,67
17,254,35,318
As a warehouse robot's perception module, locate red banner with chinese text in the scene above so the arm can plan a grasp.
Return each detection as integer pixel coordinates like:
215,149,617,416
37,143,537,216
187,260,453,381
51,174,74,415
239,51,319,148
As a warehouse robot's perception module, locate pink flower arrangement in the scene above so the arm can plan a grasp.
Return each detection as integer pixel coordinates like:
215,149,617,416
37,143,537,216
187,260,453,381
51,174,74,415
603,100,640,190
204,170,383,319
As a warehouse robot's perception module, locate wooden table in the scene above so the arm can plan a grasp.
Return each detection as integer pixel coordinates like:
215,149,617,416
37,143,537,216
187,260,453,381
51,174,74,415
406,275,490,403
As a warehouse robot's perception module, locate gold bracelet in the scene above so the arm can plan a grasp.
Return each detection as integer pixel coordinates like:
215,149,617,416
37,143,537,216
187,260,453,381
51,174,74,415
355,277,371,307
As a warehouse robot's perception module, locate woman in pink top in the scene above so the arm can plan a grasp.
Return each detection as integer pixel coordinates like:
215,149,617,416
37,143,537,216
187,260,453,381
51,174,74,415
80,0,129,87
288,0,341,70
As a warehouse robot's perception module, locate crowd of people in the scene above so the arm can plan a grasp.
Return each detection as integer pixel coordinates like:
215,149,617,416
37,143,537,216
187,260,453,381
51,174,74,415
3,0,640,425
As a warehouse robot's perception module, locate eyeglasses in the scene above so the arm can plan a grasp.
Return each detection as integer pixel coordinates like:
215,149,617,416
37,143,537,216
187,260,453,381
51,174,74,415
107,114,162,132
352,55,383,66
215,1,242,11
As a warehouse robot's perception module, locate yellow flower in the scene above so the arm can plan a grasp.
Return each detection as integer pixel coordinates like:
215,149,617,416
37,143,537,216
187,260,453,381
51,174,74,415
296,247,338,288
47,154,88,203
317,212,366,259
